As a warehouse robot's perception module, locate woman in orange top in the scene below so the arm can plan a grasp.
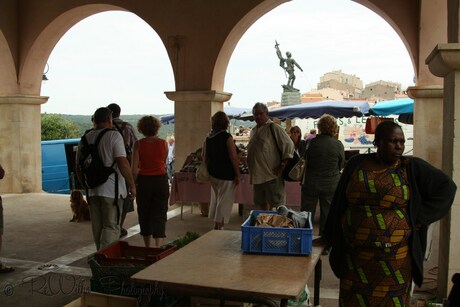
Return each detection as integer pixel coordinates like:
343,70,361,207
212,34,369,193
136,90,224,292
131,116,169,247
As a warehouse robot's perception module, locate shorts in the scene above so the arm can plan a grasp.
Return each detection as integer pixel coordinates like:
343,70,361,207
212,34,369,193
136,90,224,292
253,177,286,210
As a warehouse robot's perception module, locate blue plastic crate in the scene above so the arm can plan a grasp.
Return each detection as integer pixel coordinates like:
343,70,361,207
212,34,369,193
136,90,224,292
241,210,312,255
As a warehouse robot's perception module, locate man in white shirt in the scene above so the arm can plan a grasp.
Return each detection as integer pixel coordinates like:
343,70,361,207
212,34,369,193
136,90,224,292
247,103,294,210
76,107,136,250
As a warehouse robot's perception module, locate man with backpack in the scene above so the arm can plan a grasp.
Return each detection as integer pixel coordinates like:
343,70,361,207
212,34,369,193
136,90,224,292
76,107,136,250
107,103,137,238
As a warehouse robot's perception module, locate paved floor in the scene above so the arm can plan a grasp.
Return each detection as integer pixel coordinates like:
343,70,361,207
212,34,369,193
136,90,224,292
0,193,441,306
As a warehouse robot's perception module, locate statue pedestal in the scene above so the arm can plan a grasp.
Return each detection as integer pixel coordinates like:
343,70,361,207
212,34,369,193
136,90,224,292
281,89,301,106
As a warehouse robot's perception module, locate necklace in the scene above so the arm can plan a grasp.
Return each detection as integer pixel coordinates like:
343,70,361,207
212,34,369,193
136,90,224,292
372,159,400,174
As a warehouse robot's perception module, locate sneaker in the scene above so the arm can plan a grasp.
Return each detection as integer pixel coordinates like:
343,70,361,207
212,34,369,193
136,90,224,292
120,228,128,238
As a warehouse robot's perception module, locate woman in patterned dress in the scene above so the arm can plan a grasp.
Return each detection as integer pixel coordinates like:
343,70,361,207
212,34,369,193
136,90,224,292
322,121,456,306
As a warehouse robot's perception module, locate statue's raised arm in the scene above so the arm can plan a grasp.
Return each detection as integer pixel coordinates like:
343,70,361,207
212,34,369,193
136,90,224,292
275,40,285,69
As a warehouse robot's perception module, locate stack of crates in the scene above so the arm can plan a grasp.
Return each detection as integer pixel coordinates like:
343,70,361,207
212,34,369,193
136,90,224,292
88,241,178,306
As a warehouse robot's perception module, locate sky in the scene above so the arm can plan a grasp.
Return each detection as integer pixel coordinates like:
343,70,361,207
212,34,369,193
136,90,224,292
41,0,415,116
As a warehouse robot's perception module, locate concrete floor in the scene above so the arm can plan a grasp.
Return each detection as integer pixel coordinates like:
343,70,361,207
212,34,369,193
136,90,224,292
0,193,441,306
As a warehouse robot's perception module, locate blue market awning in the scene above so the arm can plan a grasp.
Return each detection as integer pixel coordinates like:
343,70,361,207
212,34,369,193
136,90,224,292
239,101,370,121
160,106,251,125
369,98,414,116
160,114,175,124
398,112,413,124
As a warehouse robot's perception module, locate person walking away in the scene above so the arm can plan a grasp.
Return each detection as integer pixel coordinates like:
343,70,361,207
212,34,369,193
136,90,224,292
246,102,294,210
301,114,344,237
107,103,138,238
131,116,169,248
322,120,457,306
166,136,175,185
204,111,240,230
76,107,136,250
0,163,14,273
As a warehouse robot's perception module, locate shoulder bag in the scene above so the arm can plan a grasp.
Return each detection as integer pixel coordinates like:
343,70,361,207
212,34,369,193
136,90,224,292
269,123,295,181
195,139,210,183
288,140,310,181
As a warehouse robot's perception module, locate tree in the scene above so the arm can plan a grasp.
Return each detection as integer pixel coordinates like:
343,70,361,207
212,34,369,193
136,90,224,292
41,114,81,140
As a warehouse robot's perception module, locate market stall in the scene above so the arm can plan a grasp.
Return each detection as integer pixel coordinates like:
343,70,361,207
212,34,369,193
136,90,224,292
170,172,301,219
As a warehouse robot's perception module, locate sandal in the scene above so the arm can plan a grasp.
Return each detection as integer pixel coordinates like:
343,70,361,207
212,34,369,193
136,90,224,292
0,265,15,273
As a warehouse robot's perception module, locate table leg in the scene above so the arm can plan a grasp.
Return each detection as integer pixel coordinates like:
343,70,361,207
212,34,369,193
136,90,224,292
314,257,322,306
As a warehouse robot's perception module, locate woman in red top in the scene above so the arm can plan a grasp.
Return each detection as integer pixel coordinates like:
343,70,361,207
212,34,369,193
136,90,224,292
131,116,169,247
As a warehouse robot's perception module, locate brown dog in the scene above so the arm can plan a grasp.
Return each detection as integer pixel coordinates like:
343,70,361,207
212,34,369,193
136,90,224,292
70,190,90,222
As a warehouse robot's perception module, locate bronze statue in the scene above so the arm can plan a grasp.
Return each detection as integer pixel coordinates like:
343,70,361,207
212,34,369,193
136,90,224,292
275,40,303,91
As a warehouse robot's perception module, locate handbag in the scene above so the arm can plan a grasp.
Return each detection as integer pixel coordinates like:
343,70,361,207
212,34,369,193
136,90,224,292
195,138,209,183
288,156,306,181
365,116,394,134
269,123,297,182
195,162,209,183
288,140,311,182
282,151,299,182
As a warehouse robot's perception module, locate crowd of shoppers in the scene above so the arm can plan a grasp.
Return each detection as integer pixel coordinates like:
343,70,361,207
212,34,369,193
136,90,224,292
0,99,456,307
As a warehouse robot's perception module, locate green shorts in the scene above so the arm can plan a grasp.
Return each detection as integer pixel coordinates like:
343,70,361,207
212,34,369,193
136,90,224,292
252,177,286,210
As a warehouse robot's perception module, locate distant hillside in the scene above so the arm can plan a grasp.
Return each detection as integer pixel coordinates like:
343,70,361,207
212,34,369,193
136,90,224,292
47,114,252,140
56,114,175,139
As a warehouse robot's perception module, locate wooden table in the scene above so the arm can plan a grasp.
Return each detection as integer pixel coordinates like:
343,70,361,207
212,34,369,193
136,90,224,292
131,230,324,306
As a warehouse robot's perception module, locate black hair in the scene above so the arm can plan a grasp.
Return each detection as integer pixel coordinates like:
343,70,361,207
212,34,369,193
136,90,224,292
374,120,402,145
107,103,121,117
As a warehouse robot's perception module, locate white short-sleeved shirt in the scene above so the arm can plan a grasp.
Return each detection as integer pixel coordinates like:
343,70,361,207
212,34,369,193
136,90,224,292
78,129,127,198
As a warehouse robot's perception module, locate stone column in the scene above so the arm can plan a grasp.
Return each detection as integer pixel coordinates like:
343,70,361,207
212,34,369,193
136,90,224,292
0,95,48,193
164,91,232,172
426,43,460,297
406,86,444,168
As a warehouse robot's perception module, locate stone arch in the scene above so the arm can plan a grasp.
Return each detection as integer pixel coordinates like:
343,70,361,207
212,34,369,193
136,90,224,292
18,4,169,96
353,0,419,79
0,31,18,94
212,0,287,90
214,0,418,93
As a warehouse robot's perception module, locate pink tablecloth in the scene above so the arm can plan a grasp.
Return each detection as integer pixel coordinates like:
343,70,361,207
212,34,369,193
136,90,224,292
169,172,301,206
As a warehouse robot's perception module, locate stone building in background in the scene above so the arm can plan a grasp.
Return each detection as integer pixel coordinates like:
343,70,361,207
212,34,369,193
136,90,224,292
318,70,364,99
361,80,402,101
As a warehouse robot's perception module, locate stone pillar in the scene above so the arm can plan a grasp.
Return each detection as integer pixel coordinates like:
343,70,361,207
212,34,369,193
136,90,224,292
426,43,460,297
164,91,232,172
0,95,48,193
406,85,444,168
